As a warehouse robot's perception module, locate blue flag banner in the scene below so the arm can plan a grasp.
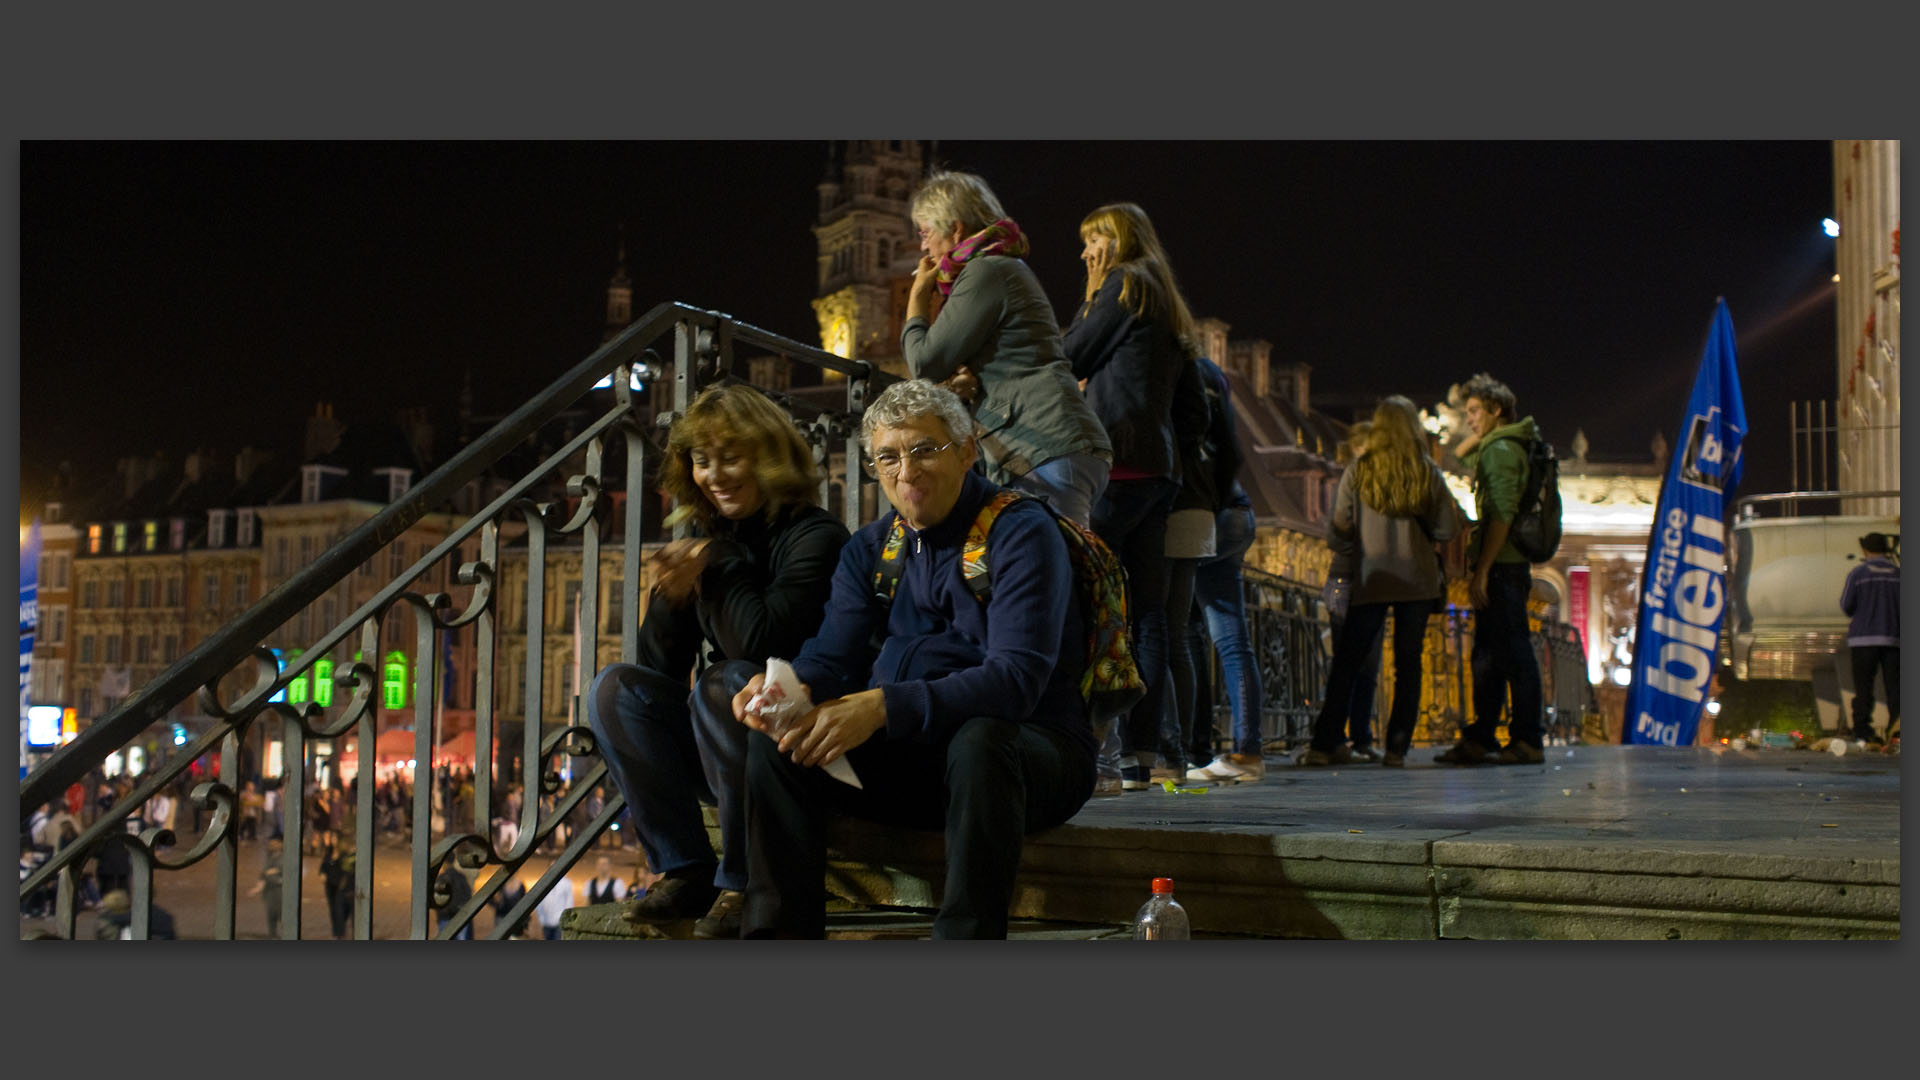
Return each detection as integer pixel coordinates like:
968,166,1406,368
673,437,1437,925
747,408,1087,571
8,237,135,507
21,518,42,775
1624,300,1747,745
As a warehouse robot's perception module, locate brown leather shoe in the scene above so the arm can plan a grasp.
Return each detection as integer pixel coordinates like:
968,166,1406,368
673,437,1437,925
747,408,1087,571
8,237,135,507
1434,741,1493,765
1495,742,1545,765
1298,745,1353,767
691,889,745,939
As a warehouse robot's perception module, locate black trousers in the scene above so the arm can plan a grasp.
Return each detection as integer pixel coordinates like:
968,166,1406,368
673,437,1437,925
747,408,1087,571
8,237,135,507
742,717,1095,939
1849,645,1899,738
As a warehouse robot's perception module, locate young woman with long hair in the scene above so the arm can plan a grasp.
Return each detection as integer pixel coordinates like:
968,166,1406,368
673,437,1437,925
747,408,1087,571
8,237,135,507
1302,396,1465,768
1065,202,1209,789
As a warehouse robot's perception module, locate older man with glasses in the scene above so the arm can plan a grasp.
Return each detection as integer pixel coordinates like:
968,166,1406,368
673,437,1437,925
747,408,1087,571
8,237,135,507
730,379,1098,939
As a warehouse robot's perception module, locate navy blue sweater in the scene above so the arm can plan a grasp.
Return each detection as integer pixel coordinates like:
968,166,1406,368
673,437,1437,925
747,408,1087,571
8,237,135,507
1841,555,1900,646
791,471,1093,756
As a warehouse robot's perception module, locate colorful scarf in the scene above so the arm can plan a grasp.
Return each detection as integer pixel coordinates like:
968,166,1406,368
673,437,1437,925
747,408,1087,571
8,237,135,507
936,218,1030,296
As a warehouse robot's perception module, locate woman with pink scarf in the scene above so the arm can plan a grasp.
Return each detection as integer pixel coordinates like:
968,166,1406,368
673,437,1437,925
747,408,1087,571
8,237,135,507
901,170,1111,527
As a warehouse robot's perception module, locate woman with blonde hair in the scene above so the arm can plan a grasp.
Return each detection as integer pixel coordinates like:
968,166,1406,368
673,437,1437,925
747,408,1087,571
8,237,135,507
1065,202,1209,789
901,170,1113,527
1302,395,1464,767
584,382,849,937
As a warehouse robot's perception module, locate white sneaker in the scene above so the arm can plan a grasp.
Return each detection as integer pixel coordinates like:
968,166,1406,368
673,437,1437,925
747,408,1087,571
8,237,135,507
1189,755,1253,783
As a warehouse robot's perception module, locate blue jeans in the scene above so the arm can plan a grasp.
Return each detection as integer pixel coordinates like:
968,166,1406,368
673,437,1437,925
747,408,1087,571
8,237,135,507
1010,452,1111,530
585,658,757,891
1191,506,1264,755
1091,477,1178,761
1466,563,1543,748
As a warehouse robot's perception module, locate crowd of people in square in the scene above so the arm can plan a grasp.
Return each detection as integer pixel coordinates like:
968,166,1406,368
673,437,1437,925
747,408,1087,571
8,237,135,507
576,170,1572,939
24,170,1670,942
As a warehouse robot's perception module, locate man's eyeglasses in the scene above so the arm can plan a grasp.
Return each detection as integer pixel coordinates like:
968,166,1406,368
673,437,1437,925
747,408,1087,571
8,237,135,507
863,440,954,478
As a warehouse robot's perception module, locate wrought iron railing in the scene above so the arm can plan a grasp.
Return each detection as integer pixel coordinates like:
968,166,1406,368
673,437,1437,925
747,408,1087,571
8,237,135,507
1214,571,1593,755
20,301,894,940
24,301,1604,937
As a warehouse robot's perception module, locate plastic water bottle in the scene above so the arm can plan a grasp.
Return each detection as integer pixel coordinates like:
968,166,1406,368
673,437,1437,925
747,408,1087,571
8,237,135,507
1132,877,1190,940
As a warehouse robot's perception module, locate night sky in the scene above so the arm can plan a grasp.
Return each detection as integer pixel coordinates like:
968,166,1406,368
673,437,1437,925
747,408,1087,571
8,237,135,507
20,140,1837,508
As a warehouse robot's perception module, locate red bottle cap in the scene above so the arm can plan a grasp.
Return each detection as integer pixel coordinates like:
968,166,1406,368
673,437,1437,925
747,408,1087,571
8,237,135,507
1151,877,1175,894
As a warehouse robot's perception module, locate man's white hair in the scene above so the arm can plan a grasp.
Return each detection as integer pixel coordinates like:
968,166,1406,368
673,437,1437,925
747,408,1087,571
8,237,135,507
860,379,974,453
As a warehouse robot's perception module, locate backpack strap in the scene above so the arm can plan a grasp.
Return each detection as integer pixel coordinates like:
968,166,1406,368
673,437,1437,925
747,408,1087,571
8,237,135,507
870,512,911,605
871,490,1027,610
962,490,1027,604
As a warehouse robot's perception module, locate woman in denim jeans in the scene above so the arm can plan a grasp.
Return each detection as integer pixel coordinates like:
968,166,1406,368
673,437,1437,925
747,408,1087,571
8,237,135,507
1066,203,1204,790
1181,357,1267,782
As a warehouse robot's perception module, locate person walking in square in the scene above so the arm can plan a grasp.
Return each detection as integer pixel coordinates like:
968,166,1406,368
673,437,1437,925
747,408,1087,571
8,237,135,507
1841,531,1899,746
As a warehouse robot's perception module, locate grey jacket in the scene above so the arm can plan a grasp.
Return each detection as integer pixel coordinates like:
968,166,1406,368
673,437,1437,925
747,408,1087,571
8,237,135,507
901,254,1111,485
1328,460,1464,605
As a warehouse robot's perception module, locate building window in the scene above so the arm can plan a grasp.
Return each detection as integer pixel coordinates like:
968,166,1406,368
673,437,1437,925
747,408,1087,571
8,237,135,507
299,535,314,569
605,582,623,630
389,541,406,578
208,510,228,548
112,523,128,553
105,636,123,664
382,652,408,710
380,468,414,503
135,635,152,664
107,580,124,607
162,635,178,663
136,579,154,608
203,572,220,611
80,635,96,664
165,576,182,607
232,571,250,607
81,581,98,609
275,537,289,575
170,518,186,550
237,510,255,546
564,580,583,630
286,649,309,704
44,607,66,645
143,521,158,551
321,596,336,635
312,656,335,708
47,553,69,590
79,689,94,718
34,659,64,703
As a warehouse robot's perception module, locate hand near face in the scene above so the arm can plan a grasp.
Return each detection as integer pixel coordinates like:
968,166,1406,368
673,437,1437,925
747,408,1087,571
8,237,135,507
943,365,981,406
776,689,887,768
912,254,939,294
1081,234,1116,301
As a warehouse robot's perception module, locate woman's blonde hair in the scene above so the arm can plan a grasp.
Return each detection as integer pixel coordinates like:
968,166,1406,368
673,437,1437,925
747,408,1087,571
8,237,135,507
658,384,822,529
1079,202,1198,357
909,170,1007,238
1351,395,1434,518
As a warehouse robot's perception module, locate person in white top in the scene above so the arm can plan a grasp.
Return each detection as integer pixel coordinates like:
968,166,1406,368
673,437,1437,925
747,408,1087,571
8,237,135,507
583,856,628,905
535,872,577,940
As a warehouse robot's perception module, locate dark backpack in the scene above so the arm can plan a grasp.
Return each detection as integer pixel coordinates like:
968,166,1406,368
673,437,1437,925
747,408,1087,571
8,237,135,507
871,490,1146,745
1509,437,1563,563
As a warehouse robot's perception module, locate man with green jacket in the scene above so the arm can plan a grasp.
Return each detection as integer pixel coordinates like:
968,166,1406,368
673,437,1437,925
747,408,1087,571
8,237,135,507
1437,373,1545,766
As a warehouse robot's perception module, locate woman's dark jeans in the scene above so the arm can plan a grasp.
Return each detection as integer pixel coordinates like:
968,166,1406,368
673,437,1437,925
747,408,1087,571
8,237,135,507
1313,596,1440,756
1090,477,1178,762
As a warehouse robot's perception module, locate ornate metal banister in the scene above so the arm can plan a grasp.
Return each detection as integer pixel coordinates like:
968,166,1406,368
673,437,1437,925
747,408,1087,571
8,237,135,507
22,300,892,939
